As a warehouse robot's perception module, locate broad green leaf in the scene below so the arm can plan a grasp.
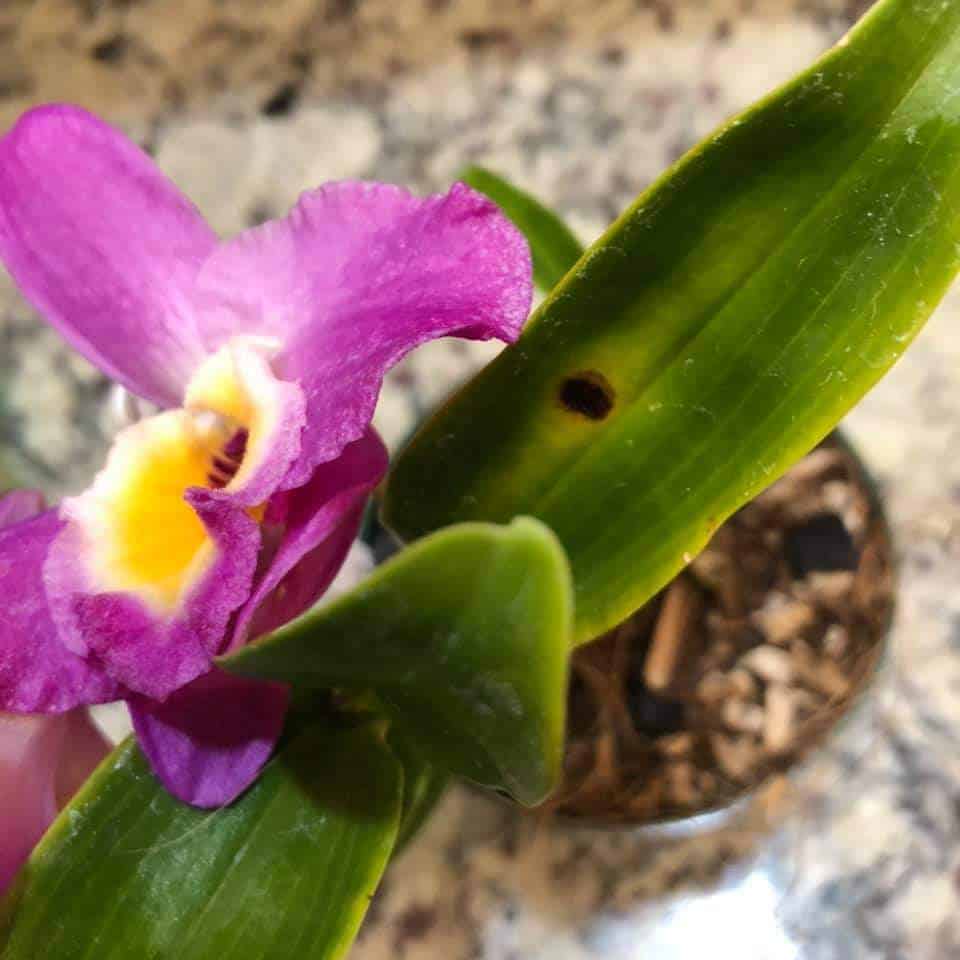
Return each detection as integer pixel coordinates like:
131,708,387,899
2,722,402,960
461,165,584,291
223,518,573,806
385,0,960,644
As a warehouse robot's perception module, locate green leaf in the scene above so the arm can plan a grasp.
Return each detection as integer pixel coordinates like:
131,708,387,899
223,518,573,806
2,721,402,960
386,729,449,854
386,0,960,644
461,165,584,291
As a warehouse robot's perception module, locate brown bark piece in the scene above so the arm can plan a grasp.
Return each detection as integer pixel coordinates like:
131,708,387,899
644,576,703,695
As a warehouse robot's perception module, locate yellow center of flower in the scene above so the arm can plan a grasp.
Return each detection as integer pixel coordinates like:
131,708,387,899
68,338,280,613
104,411,240,605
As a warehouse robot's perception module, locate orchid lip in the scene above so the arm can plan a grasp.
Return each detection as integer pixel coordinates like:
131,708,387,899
54,336,301,618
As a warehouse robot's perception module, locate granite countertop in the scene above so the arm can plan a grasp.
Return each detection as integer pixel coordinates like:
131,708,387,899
2,1,960,957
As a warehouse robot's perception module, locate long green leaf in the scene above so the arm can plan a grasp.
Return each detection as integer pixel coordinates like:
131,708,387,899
223,518,573,806
386,0,960,644
2,722,402,960
461,165,584,290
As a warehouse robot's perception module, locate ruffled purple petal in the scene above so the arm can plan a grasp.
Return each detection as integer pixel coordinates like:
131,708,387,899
69,593,213,702
0,510,120,713
194,181,532,485
129,670,289,808
232,429,388,646
0,489,45,528
0,105,217,405
45,487,260,700
0,709,109,891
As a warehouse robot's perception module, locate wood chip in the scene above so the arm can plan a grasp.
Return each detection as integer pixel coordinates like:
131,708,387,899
722,699,765,734
751,593,817,644
697,771,719,795
665,762,700,808
710,733,757,781
699,636,739,671
792,640,851,699
628,779,663,817
740,645,793,685
644,577,702,695
822,480,855,516
659,732,695,758
807,570,856,612
697,670,732,705
728,667,759,700
823,624,850,659
764,685,797,753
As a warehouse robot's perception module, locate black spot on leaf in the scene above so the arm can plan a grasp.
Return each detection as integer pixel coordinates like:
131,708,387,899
559,372,615,421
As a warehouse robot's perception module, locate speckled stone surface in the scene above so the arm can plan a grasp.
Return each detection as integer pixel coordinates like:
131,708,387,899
3,1,960,957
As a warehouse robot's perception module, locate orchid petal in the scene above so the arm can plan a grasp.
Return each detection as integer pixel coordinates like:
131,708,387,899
232,429,388,646
195,181,532,484
0,510,119,713
129,670,289,808
0,105,217,406
0,711,108,892
46,484,260,700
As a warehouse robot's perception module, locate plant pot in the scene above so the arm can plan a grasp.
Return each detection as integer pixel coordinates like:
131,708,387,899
548,430,894,828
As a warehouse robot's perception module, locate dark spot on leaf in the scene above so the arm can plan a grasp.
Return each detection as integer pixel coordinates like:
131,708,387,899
261,83,300,117
784,512,858,578
559,372,615,421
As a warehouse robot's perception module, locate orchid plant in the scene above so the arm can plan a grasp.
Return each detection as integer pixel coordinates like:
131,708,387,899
2,0,959,956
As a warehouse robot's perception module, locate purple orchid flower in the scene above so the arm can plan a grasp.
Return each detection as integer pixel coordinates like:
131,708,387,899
0,105,532,808
0,491,110,892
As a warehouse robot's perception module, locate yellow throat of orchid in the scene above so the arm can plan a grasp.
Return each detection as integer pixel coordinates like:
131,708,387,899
67,338,281,613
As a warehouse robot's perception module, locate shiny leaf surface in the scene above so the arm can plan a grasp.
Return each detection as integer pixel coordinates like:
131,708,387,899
2,722,401,960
